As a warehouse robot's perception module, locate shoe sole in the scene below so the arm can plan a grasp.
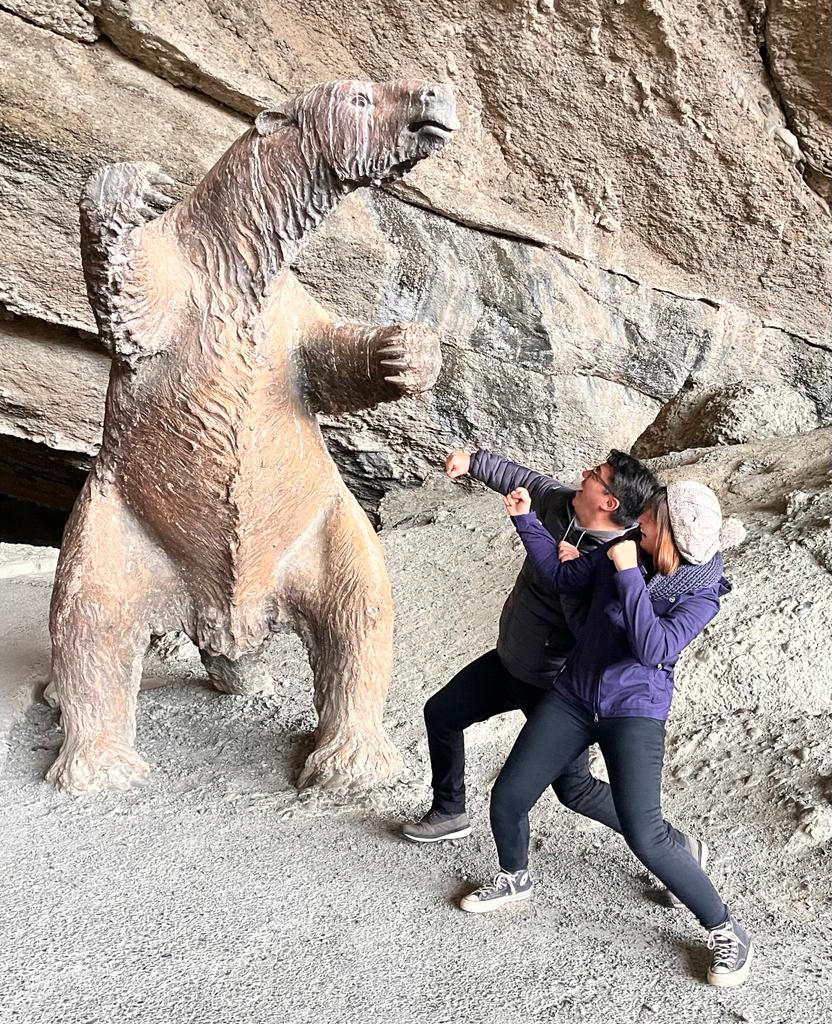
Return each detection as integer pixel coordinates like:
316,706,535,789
668,837,710,910
459,887,533,914
707,942,754,988
401,826,472,844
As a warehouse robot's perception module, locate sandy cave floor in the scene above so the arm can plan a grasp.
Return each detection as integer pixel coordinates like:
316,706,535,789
1,489,831,1024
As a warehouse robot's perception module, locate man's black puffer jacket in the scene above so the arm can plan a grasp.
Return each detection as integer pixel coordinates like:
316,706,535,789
470,449,626,689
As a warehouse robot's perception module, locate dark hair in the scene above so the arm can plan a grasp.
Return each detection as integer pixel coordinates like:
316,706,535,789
606,450,659,527
643,487,682,575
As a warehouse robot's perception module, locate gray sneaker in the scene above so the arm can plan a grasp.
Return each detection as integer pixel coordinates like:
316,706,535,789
401,809,471,844
667,833,709,909
707,915,753,987
459,869,533,914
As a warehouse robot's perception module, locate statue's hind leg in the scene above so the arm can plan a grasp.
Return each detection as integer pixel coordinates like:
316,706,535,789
46,484,180,794
289,496,402,791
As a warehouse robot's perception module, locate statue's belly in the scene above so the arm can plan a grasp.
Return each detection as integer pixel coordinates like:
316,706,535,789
100,359,340,607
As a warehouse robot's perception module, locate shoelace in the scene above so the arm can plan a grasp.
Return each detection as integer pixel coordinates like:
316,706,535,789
476,871,515,897
707,925,739,969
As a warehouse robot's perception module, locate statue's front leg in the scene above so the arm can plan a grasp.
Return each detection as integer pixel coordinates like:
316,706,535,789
303,320,442,415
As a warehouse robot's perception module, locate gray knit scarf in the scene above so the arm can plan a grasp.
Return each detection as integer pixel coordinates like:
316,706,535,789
646,551,724,601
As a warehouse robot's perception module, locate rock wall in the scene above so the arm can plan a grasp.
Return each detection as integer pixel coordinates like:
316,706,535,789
0,1,830,516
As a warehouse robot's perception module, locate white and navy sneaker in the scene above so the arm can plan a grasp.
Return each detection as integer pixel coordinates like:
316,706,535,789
459,869,533,914
667,833,710,910
401,809,471,844
707,915,754,987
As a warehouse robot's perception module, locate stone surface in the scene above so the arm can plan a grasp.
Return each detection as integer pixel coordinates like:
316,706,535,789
0,10,247,331
299,192,832,507
0,0,97,42
633,376,822,457
765,0,832,202
0,542,58,580
0,567,52,771
0,315,109,455
1,2,831,518
84,0,832,339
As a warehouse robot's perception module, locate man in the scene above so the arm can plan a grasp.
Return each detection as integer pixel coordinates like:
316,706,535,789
402,447,658,844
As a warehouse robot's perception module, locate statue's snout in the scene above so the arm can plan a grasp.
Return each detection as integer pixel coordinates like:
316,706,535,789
408,82,459,141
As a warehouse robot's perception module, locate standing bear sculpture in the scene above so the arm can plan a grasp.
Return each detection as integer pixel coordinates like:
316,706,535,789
46,79,458,795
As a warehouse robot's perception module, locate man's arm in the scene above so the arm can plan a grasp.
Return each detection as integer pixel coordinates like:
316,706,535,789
458,449,568,517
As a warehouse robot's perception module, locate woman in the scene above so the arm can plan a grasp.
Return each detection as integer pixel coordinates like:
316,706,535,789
460,480,753,989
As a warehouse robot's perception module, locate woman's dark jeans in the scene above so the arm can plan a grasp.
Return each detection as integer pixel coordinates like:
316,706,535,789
424,649,623,829
490,691,729,929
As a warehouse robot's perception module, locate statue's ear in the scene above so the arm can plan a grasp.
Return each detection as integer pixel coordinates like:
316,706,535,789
255,109,293,136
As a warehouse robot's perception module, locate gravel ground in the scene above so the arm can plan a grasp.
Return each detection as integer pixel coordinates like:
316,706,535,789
1,481,830,1024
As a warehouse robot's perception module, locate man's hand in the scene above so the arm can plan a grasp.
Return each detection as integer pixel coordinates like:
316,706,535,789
503,487,532,517
608,539,639,570
445,450,471,479
558,541,580,562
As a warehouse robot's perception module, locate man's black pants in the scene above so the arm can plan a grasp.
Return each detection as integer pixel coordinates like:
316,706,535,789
490,690,728,928
424,649,623,829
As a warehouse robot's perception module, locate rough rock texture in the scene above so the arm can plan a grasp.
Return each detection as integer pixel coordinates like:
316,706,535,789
0,0,97,42
633,375,822,457
1,2,831,517
0,12,246,331
765,0,832,201
82,0,832,333
299,194,832,504
0,314,106,508
0,315,108,455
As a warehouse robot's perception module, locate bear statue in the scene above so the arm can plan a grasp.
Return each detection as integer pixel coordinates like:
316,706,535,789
45,79,458,794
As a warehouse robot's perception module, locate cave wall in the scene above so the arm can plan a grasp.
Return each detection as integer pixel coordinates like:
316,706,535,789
0,0,830,518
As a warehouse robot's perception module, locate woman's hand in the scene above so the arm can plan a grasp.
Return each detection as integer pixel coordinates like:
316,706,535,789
558,541,580,562
503,487,532,516
608,539,639,570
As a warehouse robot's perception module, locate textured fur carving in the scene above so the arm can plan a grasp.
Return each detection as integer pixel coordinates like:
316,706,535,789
47,80,457,794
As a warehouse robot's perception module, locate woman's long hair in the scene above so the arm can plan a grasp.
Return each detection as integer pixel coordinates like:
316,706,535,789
647,488,682,576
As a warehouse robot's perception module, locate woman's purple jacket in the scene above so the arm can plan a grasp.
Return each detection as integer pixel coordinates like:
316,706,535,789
511,512,731,721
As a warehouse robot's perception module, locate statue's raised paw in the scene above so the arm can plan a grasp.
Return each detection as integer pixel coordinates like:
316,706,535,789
81,161,177,230
374,322,442,399
297,725,403,792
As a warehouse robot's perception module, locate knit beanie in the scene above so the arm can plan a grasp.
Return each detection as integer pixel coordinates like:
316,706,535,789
665,481,723,565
